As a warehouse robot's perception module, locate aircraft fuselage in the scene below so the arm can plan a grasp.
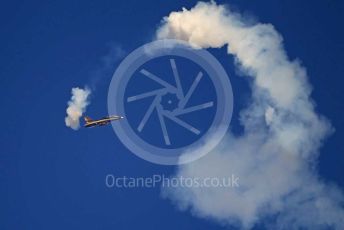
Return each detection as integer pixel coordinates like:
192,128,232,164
84,116,123,128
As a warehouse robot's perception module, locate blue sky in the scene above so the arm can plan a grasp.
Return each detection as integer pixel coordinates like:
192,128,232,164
1,0,344,229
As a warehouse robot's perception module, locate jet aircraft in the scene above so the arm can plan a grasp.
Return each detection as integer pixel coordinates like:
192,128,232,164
84,115,123,128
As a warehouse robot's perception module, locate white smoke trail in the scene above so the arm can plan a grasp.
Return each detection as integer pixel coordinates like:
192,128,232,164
156,2,344,229
65,87,91,130
64,44,123,130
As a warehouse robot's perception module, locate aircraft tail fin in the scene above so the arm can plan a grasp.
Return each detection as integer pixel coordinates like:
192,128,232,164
84,116,93,123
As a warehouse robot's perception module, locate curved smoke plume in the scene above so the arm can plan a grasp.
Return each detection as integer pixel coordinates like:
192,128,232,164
156,2,344,229
65,87,91,130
